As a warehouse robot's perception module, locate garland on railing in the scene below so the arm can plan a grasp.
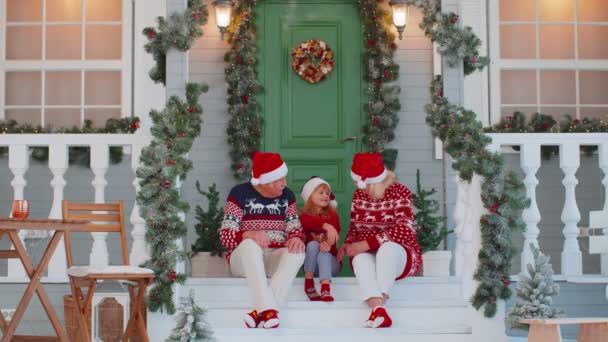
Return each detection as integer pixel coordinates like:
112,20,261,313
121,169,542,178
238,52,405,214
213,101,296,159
143,0,209,84
224,0,263,180
426,76,530,317
357,0,401,170
136,82,208,314
411,0,489,75
486,112,608,158
0,117,139,166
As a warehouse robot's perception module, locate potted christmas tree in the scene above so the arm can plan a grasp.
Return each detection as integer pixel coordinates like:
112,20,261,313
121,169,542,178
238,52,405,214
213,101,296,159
413,169,451,276
190,182,230,277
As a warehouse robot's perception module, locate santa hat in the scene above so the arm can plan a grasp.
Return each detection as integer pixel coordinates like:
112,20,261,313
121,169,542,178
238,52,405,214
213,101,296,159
300,176,338,208
250,152,288,185
351,152,387,189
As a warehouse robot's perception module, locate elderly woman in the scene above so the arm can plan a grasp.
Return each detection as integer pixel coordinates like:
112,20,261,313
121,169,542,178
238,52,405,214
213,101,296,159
337,152,422,328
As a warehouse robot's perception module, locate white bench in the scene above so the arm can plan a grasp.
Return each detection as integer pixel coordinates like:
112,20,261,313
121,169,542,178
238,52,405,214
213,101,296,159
520,318,608,342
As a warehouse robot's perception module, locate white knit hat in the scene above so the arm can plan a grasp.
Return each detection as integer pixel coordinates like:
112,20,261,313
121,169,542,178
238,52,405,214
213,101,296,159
300,176,337,208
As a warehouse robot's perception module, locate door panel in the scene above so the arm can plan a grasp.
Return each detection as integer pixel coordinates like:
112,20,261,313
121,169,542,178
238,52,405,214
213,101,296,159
257,1,362,273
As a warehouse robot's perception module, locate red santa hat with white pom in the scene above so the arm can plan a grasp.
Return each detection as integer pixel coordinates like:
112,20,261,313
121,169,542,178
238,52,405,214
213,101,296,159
250,152,288,185
350,152,387,189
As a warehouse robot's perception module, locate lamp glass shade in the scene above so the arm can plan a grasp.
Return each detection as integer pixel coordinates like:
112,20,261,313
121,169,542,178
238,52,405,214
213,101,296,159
391,4,408,28
215,5,232,29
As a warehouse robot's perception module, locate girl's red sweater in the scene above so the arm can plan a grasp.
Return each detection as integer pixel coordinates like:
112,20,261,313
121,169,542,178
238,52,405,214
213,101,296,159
299,210,341,257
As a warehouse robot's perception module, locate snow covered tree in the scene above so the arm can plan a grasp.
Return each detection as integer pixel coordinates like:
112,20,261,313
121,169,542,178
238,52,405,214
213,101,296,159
507,244,564,330
166,290,214,342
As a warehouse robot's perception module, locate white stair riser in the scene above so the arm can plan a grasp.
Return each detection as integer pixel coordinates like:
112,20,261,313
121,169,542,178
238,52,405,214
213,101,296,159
204,306,470,330
184,283,463,303
211,332,472,342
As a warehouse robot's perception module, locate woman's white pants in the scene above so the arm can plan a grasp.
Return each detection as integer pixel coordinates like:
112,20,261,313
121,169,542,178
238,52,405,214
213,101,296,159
352,242,407,301
230,239,305,312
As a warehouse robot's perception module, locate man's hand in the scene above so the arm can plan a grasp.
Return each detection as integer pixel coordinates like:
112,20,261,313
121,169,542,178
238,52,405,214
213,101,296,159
322,223,339,245
320,241,331,252
336,244,347,262
243,231,270,248
345,240,370,257
286,237,305,253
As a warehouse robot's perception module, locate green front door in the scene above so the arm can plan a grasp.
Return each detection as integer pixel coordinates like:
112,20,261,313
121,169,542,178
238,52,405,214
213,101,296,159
256,0,362,258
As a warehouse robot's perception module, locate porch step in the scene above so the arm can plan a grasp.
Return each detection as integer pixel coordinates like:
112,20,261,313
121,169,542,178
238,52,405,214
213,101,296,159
211,328,472,342
183,276,463,303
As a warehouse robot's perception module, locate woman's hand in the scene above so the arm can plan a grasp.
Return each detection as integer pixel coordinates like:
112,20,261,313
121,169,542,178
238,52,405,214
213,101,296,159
345,240,370,257
320,241,331,252
336,244,347,261
286,237,305,253
322,223,339,245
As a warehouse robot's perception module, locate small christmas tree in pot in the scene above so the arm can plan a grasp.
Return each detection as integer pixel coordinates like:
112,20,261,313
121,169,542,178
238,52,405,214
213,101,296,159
413,169,451,276
190,182,230,277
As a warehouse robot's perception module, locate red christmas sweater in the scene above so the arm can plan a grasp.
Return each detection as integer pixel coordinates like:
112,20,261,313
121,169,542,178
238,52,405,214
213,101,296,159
299,210,341,257
219,182,305,264
345,182,422,279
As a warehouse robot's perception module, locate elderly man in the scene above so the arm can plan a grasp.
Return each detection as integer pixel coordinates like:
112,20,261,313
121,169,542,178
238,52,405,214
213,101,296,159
220,152,305,329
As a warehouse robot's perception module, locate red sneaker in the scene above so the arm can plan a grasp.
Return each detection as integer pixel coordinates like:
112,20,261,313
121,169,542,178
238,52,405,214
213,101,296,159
305,278,321,301
260,309,280,329
320,283,334,302
371,307,392,328
363,308,376,328
243,310,261,328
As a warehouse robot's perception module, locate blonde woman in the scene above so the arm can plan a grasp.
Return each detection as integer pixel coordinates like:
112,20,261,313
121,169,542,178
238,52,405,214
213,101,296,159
338,152,422,328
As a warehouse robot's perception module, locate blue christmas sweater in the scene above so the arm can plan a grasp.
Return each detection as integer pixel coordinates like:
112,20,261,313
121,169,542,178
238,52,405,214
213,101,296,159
220,182,304,263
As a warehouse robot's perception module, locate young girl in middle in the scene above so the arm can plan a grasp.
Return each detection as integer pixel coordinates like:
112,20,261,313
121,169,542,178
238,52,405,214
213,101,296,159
299,176,341,302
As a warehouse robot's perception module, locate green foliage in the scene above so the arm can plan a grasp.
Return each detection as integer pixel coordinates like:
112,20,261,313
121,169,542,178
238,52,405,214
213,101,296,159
166,290,214,342
413,169,449,253
507,244,564,330
192,182,226,257
0,117,140,167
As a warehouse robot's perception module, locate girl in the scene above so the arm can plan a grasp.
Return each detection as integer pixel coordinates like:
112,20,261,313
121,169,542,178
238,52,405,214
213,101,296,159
299,176,341,302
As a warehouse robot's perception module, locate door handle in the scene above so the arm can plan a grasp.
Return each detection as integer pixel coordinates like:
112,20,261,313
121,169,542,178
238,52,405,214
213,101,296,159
339,136,358,143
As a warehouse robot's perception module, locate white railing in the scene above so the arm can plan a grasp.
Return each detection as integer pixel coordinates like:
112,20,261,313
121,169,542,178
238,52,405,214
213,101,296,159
0,133,151,282
454,133,608,283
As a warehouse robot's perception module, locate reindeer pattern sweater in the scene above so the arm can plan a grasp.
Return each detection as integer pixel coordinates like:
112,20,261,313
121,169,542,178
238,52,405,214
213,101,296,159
220,182,305,263
345,182,422,279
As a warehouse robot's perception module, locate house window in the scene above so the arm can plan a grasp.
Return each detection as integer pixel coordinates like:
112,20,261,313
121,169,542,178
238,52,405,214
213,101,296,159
0,0,131,127
490,0,608,123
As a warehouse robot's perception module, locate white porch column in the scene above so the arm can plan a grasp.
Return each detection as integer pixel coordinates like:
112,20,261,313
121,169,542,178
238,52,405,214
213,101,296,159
560,143,582,276
90,144,109,268
47,144,69,279
130,142,149,266
453,176,468,278
520,143,541,274
590,142,608,275
7,145,29,279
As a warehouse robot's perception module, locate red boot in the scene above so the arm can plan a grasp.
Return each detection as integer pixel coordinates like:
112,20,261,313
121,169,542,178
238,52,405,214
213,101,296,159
243,310,261,328
371,306,392,328
305,278,321,301
320,283,334,302
259,309,280,329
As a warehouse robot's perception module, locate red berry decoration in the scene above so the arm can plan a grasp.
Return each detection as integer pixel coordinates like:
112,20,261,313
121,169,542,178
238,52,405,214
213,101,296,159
372,118,380,127
178,132,186,138
383,70,391,79
188,107,197,113
489,202,500,213
167,270,177,282
242,95,250,103
501,277,510,288
146,29,157,40
161,180,171,189
130,120,140,130
166,160,176,166
450,14,459,25
366,39,375,48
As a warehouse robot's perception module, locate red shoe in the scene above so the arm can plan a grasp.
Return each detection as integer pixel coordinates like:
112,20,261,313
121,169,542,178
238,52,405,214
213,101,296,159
305,278,321,301
371,306,392,328
320,283,334,302
243,310,261,328
363,308,376,328
260,309,280,329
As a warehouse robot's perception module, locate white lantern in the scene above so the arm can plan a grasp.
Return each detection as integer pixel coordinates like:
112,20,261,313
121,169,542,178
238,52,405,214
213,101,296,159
213,0,233,40
91,281,129,342
389,0,410,40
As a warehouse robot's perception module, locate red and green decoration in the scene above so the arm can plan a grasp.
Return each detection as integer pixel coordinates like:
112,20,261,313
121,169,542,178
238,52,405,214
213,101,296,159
291,39,336,84
143,0,209,84
0,117,139,167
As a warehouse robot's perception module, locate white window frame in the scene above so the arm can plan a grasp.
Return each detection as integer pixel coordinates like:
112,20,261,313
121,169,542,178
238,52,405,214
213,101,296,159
488,0,608,125
0,0,133,126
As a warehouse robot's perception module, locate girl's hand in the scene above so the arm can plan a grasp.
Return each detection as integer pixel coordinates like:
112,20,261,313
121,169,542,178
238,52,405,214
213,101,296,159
322,223,339,245
336,244,347,261
346,241,370,257
320,241,331,252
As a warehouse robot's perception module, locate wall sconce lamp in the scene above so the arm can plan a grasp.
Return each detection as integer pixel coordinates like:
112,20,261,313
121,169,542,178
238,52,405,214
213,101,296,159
389,0,409,40
213,0,233,40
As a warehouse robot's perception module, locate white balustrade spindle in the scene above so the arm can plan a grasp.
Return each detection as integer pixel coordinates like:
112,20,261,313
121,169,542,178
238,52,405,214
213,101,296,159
590,143,608,275
520,143,541,275
130,143,149,266
7,145,29,279
47,144,69,279
560,143,582,276
90,144,110,268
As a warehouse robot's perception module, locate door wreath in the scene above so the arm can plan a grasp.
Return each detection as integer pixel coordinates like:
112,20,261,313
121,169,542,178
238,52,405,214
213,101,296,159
291,39,335,84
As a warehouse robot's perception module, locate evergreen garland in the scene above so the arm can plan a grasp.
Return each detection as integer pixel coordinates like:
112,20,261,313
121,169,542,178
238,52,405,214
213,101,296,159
0,117,140,167
507,244,564,330
137,82,208,314
426,76,530,317
143,0,209,84
224,0,264,180
413,169,449,253
167,290,215,342
191,182,226,257
357,0,401,170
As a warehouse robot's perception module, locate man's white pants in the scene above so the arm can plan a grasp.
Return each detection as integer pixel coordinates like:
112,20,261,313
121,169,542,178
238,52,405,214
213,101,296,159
352,242,407,301
230,239,305,312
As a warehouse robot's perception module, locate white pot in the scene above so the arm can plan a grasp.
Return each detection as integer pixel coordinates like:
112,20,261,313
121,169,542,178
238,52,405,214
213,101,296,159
191,252,231,277
422,250,452,277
